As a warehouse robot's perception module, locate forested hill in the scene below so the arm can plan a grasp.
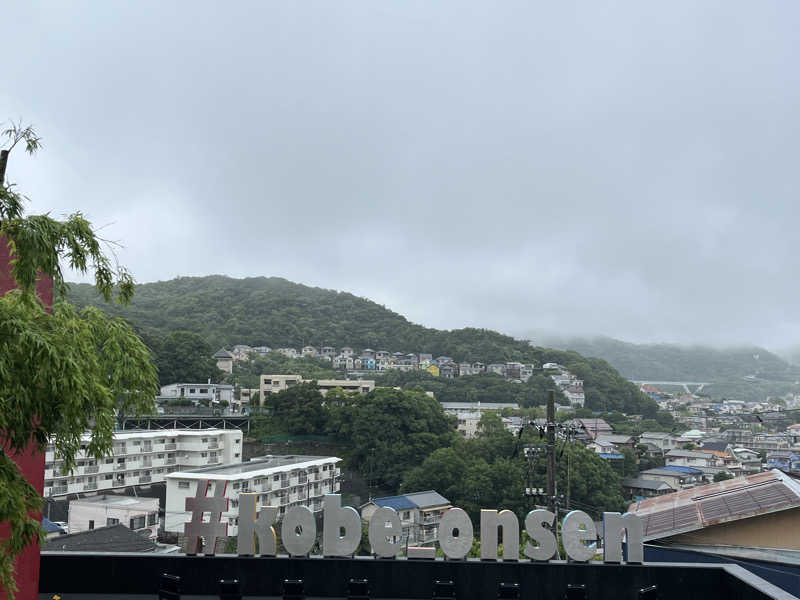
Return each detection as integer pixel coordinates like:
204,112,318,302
539,335,799,383
67,275,655,414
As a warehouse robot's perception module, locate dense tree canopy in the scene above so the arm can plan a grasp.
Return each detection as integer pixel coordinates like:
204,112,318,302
144,330,222,386
327,387,457,491
402,414,626,522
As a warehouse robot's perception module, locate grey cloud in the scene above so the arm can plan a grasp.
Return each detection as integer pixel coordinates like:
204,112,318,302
3,1,800,348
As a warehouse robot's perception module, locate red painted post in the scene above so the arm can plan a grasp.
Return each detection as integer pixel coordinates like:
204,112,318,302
0,234,52,600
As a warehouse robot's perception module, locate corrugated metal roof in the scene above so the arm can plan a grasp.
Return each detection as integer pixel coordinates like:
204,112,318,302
628,469,800,541
405,490,450,508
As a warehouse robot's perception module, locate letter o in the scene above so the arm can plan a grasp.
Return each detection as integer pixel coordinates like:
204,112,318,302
281,506,316,556
439,508,473,559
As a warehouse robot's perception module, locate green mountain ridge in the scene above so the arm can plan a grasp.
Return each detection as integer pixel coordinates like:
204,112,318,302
66,275,656,415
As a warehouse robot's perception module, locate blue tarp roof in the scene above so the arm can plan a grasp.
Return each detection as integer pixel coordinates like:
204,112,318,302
599,453,624,459
373,495,417,511
662,465,703,474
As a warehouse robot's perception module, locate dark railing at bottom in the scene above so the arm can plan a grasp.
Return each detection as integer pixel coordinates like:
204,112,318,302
40,552,796,600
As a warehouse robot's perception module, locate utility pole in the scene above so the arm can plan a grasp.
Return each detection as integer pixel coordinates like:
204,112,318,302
546,389,556,514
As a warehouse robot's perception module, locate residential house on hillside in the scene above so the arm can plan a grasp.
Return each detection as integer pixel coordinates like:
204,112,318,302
159,383,234,405
276,348,298,358
767,452,800,473
596,434,636,451
571,418,613,441
361,491,451,546
622,477,675,499
640,467,704,490
731,447,762,475
301,346,318,357
665,449,717,468
321,346,336,358
340,347,354,357
213,348,234,374
640,432,680,454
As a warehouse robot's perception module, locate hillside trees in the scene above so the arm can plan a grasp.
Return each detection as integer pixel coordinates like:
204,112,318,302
0,122,158,598
66,276,658,416
146,330,222,386
402,419,626,522
327,388,457,490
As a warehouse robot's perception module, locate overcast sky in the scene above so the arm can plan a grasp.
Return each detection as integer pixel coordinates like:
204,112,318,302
3,2,800,349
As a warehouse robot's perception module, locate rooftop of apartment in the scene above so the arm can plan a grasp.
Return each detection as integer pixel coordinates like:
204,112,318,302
165,455,341,480
70,494,158,509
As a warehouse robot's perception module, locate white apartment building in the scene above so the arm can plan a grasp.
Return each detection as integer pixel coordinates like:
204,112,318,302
68,495,160,539
164,455,342,535
159,383,234,405
44,429,243,499
258,374,375,403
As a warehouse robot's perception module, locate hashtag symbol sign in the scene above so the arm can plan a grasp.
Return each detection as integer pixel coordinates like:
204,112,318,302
184,479,228,555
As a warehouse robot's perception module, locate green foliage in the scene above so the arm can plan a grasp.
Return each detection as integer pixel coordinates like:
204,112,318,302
66,275,657,415
146,330,222,386
266,383,328,436
377,370,566,407
402,428,625,523
0,123,158,599
713,471,734,482
328,388,457,490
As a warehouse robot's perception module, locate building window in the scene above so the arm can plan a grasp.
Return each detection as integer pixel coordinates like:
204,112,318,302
104,474,113,480
130,516,145,529
148,513,157,526
234,453,240,458
106,518,119,526
202,438,208,443
178,481,190,489
233,482,240,490
88,520,94,530
200,389,208,394
235,439,241,444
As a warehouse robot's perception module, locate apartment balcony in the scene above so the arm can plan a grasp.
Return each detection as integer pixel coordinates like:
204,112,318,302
166,457,177,465
139,476,152,484
114,464,127,471
84,465,100,474
207,457,220,465
298,475,308,484
84,482,98,491
50,486,68,496
208,441,219,449
164,443,177,451
112,446,127,456
422,515,439,525
141,461,153,468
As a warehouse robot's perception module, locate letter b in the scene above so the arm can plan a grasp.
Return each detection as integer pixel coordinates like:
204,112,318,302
323,494,361,556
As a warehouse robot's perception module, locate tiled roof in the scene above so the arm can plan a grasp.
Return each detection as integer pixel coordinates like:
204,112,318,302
628,470,800,541
699,442,730,452
42,524,158,553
